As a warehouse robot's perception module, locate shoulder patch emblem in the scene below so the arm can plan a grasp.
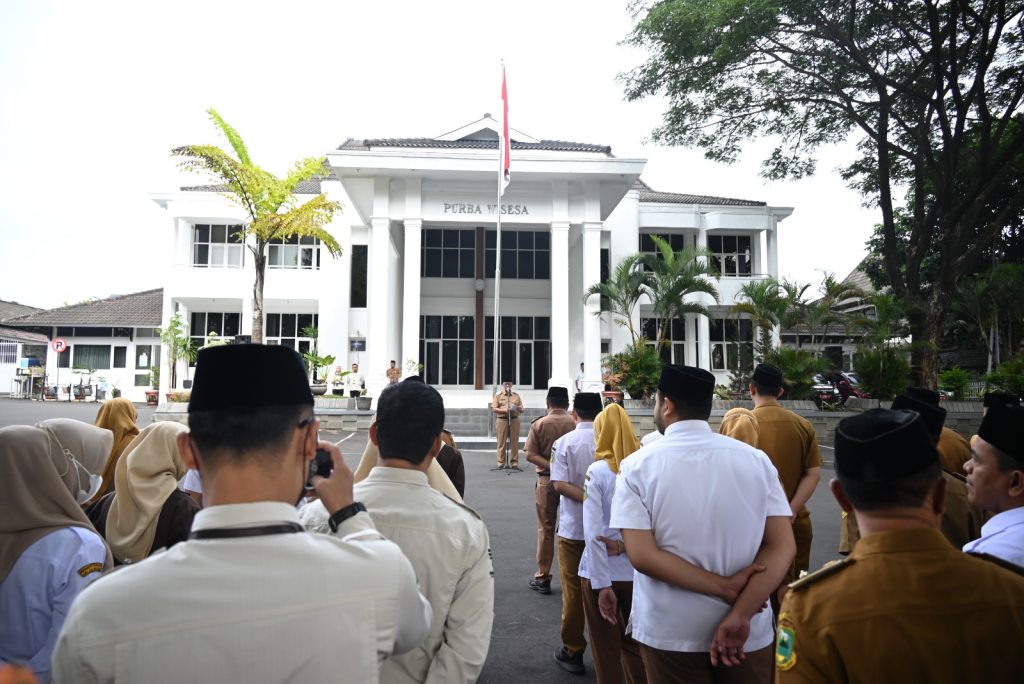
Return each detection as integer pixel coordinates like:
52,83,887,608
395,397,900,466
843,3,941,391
77,562,103,578
775,615,797,671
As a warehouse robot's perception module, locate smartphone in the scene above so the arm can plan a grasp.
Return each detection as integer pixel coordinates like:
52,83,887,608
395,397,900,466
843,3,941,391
306,448,332,488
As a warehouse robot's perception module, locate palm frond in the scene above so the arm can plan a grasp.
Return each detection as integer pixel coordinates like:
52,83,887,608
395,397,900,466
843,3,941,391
207,108,252,165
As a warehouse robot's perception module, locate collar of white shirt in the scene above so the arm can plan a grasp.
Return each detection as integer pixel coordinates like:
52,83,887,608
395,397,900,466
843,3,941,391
980,506,1024,538
363,466,430,487
574,423,594,432
662,420,712,437
191,501,301,532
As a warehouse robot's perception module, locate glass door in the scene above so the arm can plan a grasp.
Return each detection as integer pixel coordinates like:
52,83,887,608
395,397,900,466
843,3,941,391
518,342,532,388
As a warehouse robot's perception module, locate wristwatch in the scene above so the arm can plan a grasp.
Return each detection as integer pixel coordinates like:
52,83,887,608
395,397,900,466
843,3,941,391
328,502,367,532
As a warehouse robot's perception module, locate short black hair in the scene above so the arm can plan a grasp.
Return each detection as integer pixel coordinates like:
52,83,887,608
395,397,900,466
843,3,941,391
575,408,600,421
376,380,444,464
752,382,782,398
549,398,569,409
189,404,310,469
661,391,713,421
838,461,943,510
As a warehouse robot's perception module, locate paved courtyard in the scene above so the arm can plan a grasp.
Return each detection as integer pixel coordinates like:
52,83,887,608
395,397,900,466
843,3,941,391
0,399,843,683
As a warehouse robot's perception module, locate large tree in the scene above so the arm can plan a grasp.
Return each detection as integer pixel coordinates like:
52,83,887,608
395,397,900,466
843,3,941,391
624,0,1024,386
640,235,720,347
172,109,342,343
583,253,653,343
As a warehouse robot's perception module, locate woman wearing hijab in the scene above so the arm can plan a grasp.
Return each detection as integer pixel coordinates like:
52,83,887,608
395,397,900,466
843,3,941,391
0,422,114,682
88,422,199,565
92,398,140,502
719,407,759,448
578,403,647,684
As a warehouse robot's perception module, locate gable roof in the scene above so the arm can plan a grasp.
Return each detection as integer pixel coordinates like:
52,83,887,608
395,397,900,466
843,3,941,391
181,179,325,195
633,179,766,207
0,326,49,344
4,289,163,327
0,300,42,323
337,137,613,154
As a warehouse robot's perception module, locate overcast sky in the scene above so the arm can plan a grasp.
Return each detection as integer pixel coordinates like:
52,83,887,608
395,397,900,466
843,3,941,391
0,0,879,310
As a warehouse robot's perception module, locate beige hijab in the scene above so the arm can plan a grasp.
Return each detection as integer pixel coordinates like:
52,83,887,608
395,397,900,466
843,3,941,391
93,398,140,501
353,418,462,502
594,403,641,474
0,423,114,581
720,407,759,448
105,422,189,563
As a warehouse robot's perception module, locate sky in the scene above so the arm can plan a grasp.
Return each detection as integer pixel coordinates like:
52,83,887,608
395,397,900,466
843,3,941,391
0,0,879,310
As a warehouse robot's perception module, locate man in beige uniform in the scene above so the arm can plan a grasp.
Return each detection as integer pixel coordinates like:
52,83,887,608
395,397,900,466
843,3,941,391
524,386,576,594
776,408,1024,683
749,363,821,599
492,381,524,468
386,359,401,384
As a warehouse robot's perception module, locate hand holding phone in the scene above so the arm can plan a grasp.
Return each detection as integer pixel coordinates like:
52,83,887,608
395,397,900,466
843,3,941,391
306,448,332,489
311,441,355,514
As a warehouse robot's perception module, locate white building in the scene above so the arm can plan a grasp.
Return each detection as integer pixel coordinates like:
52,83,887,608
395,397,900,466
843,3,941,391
142,116,791,401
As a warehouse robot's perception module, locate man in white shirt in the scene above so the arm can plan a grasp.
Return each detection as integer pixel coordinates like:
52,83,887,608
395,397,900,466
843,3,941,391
301,378,494,683
574,363,586,394
963,402,1024,565
550,392,603,675
610,364,795,682
52,344,431,683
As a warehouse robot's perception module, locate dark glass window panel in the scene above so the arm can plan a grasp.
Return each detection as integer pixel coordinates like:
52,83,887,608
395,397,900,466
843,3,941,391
459,341,474,385
712,344,725,370
280,314,296,336
56,327,74,337
461,230,475,248
725,255,737,275
73,344,111,370
502,231,517,248
711,255,723,275
442,251,459,278
301,249,313,268
725,235,738,252
280,339,295,350
458,316,474,340
442,316,458,339
518,232,533,248
135,345,152,369
535,252,550,279
297,314,313,334
190,338,203,357
710,318,724,341
727,345,739,369
224,313,240,337
484,251,496,278
443,230,459,248
501,316,517,340
531,232,547,251
203,314,221,336
708,235,722,251
351,246,368,307
191,313,206,335
740,319,753,340
425,230,442,247
485,230,496,248
739,255,751,276
194,225,210,242
194,244,209,265
266,314,280,337
484,316,495,340
501,249,517,278
518,317,533,339
114,327,131,338
298,340,311,356
211,225,226,243
601,249,610,281
535,317,550,339
659,344,672,363
58,348,71,368
229,225,243,241
725,319,738,338
425,248,443,277
484,344,494,385
459,249,474,277
425,316,442,339
113,346,127,368
672,319,685,340
639,234,654,251
739,236,751,251
519,343,532,387
518,251,534,279
673,234,686,250
533,342,550,389
419,341,425,377
500,341,516,384
641,318,657,341
441,341,458,385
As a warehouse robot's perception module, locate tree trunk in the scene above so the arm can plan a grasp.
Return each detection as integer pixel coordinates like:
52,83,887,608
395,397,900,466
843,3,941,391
909,300,946,390
252,253,266,344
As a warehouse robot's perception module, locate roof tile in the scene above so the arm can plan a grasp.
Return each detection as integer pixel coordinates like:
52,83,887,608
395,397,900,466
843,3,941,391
4,289,163,327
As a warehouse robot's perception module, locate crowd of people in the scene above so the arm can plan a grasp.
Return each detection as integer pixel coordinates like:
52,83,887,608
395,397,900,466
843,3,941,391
2,343,1024,683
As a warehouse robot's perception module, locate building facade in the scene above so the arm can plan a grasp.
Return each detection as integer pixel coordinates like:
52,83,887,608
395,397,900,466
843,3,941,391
146,116,792,401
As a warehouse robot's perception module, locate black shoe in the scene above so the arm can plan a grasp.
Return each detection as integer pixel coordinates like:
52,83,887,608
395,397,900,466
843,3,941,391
553,647,584,674
528,579,552,595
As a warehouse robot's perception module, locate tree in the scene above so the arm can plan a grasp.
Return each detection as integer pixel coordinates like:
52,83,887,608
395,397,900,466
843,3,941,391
173,109,343,343
954,263,1024,371
156,312,190,391
583,253,652,344
624,0,1024,386
733,277,792,357
639,235,720,347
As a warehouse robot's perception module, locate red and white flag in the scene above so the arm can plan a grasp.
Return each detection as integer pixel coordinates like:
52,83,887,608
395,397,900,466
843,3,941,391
500,65,510,196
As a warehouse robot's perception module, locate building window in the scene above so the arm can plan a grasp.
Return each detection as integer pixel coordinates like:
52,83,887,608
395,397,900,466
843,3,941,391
0,341,17,364
54,327,130,338
351,245,368,307
639,232,689,255
192,224,244,268
135,345,160,370
134,373,150,387
709,317,754,372
484,315,550,388
189,312,242,350
708,235,752,277
71,345,111,370
135,327,158,338
421,229,476,278
268,235,320,269
113,346,127,368
57,347,70,368
641,317,687,364
485,230,550,280
419,315,475,386
264,313,318,354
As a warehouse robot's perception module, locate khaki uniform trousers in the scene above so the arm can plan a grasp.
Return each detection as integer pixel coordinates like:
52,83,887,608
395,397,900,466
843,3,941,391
581,579,646,684
639,644,772,684
534,475,559,582
557,538,587,656
495,417,520,466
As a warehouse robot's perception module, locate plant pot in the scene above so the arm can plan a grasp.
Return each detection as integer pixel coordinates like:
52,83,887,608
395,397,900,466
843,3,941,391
310,384,328,396
144,390,159,407
182,380,192,389
112,389,122,398
601,391,624,406
355,396,372,410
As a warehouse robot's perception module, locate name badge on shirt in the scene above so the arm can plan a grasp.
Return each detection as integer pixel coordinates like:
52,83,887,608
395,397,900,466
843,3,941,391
77,562,103,578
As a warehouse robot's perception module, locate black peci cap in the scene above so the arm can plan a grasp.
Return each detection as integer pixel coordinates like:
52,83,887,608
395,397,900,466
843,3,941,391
658,364,715,402
547,386,569,402
189,344,313,413
891,394,946,443
983,392,1021,409
752,363,783,390
977,403,1024,466
905,386,941,407
834,409,939,480
574,392,603,413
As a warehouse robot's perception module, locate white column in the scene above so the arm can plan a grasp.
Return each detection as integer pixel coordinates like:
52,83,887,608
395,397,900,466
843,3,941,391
766,220,780,347
368,216,391,396
402,219,422,373
582,221,602,390
685,314,697,366
549,220,570,386
696,225,712,370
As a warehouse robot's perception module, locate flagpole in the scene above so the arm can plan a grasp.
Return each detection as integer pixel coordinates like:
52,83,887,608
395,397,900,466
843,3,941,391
491,63,505,398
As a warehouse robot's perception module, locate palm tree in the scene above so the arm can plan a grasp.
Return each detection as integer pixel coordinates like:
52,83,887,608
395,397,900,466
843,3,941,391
734,277,790,357
172,109,343,343
583,254,652,344
639,235,719,347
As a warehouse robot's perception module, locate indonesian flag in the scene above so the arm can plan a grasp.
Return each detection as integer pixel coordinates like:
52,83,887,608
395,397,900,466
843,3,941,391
500,65,510,196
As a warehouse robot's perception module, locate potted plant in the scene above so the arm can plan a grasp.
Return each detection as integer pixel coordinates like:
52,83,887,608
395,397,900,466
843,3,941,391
110,378,122,399
157,312,192,398
356,388,372,411
299,325,335,396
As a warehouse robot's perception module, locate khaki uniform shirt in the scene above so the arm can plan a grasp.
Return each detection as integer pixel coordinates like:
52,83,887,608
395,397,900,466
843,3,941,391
492,392,523,418
752,404,822,513
938,427,971,475
777,527,1024,683
525,410,576,474
386,367,401,384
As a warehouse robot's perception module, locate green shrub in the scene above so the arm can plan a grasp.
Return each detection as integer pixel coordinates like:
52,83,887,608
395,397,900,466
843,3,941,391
762,346,827,400
853,348,911,400
938,366,970,400
606,341,663,399
985,357,1024,396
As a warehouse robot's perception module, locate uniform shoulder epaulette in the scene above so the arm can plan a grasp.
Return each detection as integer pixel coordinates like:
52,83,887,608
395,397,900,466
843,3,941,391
787,557,854,591
967,551,1024,576
443,494,483,521
531,414,544,425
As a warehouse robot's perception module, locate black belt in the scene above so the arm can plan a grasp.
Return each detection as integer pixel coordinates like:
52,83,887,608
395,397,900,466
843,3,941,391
189,522,304,540
537,471,551,477
496,415,518,420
